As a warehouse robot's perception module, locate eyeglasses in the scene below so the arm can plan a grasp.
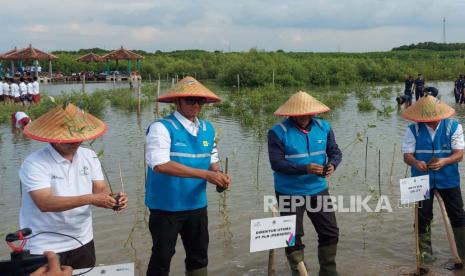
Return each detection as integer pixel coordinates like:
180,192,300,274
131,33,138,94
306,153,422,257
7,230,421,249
184,97,207,105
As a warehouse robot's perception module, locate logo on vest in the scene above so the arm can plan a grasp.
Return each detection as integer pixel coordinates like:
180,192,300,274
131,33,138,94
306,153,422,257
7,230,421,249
317,140,323,144
80,166,90,176
203,141,209,147
174,141,187,147
51,175,64,180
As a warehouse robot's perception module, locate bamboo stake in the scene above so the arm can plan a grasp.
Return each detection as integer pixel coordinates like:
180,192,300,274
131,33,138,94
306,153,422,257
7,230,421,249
389,143,396,185
364,137,368,183
118,160,125,194
378,149,381,197
268,205,278,276
434,190,462,266
137,84,141,113
415,203,421,275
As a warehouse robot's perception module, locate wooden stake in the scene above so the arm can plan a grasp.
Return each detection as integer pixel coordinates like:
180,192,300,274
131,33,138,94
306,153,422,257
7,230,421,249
364,137,368,183
268,205,278,276
378,149,381,197
118,160,125,194
415,203,421,275
435,190,462,265
237,74,240,92
389,143,396,185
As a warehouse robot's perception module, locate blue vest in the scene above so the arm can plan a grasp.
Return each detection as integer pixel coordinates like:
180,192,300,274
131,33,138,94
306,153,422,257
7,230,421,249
271,118,330,195
145,114,215,211
410,119,460,189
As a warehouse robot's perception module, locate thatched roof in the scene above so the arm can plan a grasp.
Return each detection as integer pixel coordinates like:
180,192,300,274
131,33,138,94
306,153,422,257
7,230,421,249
77,52,103,62
101,46,144,61
0,47,18,59
1,44,58,61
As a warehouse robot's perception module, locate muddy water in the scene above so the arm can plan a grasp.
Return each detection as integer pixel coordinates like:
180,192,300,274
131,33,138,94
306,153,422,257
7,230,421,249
1,82,465,275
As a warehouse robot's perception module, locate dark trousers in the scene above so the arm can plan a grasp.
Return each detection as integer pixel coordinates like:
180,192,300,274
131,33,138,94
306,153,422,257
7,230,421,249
454,88,461,103
34,240,96,269
415,89,424,101
276,189,339,255
147,207,209,276
419,187,465,234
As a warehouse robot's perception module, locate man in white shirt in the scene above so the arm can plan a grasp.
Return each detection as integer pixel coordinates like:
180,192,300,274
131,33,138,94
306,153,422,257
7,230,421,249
27,77,34,102
10,78,20,104
145,77,230,276
401,95,465,267
19,103,128,269
3,78,11,104
32,76,40,104
11,111,31,130
19,77,28,106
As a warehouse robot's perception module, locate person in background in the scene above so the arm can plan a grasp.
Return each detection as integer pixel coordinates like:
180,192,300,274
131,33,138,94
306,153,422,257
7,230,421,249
32,76,41,104
27,78,34,103
414,73,425,101
403,75,414,107
454,75,464,103
3,77,10,104
10,78,20,104
268,91,342,276
19,77,28,106
19,103,128,269
11,111,31,131
401,95,465,266
0,77,4,104
145,76,231,276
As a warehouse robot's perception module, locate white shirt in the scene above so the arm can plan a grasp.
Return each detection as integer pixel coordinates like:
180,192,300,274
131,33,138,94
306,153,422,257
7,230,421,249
401,122,465,153
14,112,29,128
146,111,219,169
32,80,40,95
19,145,104,254
19,82,27,95
0,81,3,95
27,82,33,94
10,83,20,97
3,82,10,96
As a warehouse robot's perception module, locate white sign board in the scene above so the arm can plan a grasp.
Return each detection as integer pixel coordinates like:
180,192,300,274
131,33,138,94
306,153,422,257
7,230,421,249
73,263,134,276
250,215,296,252
400,175,430,204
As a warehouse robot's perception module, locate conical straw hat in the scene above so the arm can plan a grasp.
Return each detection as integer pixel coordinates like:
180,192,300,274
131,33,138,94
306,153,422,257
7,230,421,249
401,95,455,122
274,91,330,116
24,103,107,143
157,76,221,103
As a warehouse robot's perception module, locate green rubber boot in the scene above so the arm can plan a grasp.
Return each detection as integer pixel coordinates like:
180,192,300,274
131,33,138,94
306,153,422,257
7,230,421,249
318,244,339,276
452,227,465,262
286,250,304,276
419,233,436,264
185,266,207,276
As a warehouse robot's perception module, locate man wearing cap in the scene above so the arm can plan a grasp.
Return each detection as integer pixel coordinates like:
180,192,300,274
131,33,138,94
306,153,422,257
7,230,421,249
414,73,425,101
401,95,465,265
268,91,342,276
19,103,128,269
145,76,231,276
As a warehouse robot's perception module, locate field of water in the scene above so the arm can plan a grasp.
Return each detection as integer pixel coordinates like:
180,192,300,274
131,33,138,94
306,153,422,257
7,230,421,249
1,81,465,275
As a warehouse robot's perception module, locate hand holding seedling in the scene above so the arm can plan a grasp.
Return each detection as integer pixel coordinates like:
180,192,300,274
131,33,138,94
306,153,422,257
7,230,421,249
91,193,117,209
324,164,335,177
414,160,428,172
111,191,128,211
306,163,323,175
428,158,447,171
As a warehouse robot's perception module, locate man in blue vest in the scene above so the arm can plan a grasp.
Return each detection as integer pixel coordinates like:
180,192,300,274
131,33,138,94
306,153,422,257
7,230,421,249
268,91,342,276
145,76,231,276
401,95,465,266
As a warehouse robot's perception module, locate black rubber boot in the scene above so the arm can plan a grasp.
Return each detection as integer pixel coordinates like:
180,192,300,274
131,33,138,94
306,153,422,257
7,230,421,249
286,250,304,276
419,233,436,264
453,227,465,263
318,244,339,276
185,266,207,276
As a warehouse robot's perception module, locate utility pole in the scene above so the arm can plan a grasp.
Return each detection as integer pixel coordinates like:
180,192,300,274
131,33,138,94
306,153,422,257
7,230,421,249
443,17,446,44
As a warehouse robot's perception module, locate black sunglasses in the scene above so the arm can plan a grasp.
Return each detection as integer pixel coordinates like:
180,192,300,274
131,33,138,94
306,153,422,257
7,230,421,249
184,97,207,105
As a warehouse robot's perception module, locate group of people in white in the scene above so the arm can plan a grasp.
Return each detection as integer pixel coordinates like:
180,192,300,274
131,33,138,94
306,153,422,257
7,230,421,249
0,76,40,105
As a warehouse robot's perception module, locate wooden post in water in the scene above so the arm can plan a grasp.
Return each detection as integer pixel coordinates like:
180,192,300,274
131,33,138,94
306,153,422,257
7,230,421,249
268,205,278,276
435,190,462,266
364,137,369,183
389,143,396,185
237,74,240,92
171,78,175,87
378,149,381,197
415,203,421,275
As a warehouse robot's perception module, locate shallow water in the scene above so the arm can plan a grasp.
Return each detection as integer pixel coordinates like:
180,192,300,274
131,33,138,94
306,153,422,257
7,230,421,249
1,81,465,275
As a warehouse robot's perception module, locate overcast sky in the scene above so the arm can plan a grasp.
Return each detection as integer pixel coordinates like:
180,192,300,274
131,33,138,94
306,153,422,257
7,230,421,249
1,0,464,53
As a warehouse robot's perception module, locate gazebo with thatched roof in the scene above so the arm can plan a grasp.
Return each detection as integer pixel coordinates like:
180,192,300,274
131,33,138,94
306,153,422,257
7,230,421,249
101,46,144,76
77,52,104,63
0,44,58,78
